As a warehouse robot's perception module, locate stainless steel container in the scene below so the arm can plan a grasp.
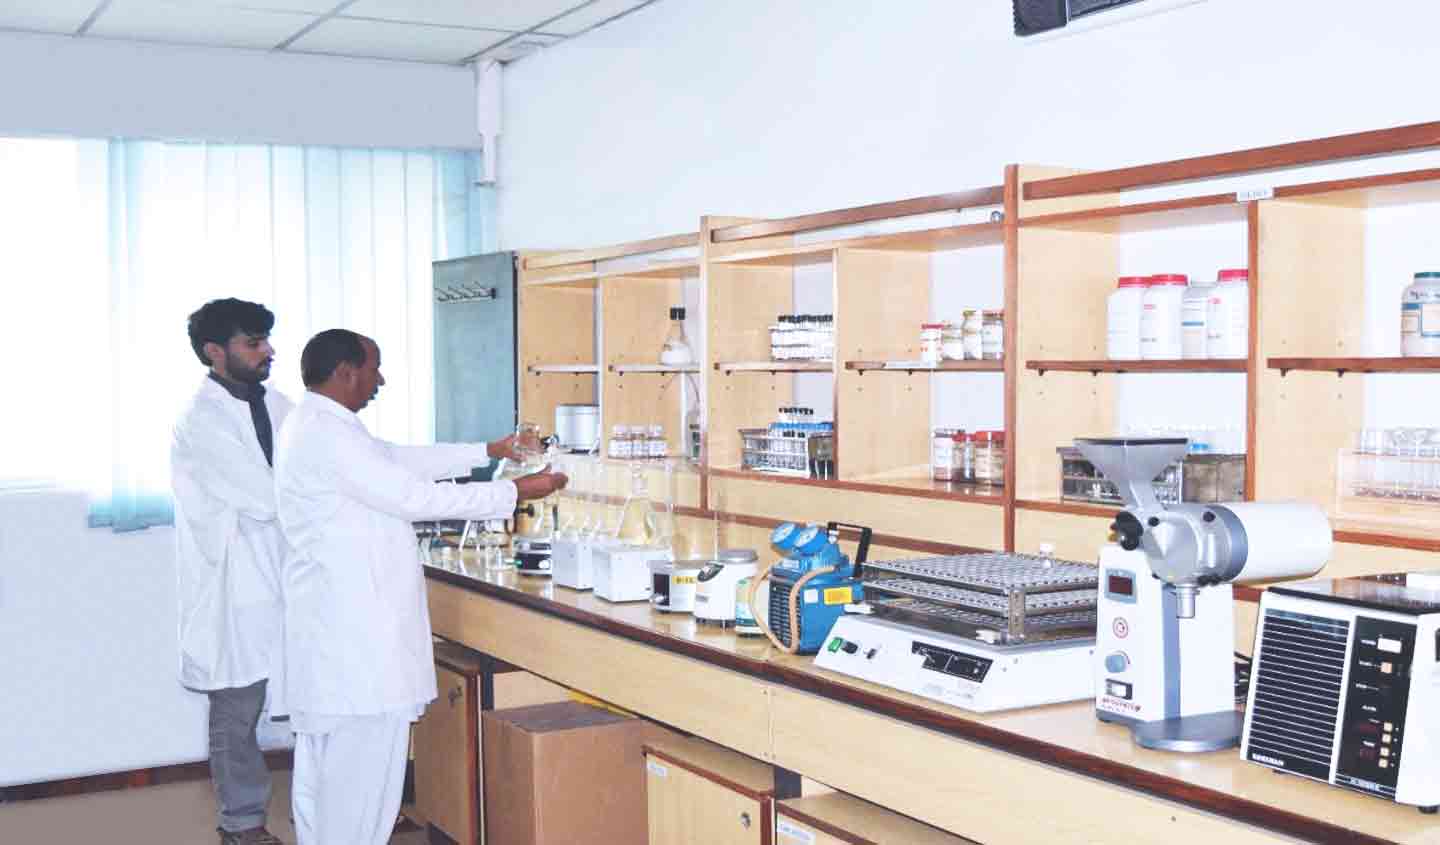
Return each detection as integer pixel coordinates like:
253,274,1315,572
1056,447,1245,506
554,404,599,453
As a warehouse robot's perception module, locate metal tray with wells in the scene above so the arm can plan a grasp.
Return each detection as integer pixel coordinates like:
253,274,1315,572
860,553,1099,645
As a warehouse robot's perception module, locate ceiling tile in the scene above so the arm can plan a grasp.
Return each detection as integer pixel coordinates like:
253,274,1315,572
289,16,510,63
223,1,342,13
540,0,644,35
0,1,105,34
343,0,582,32
90,2,316,49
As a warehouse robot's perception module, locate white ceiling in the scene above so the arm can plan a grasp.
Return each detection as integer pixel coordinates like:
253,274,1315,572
0,0,655,64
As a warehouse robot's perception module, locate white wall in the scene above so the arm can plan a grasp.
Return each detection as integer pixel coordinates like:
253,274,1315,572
497,0,1440,468
497,0,1440,245
0,30,479,150
0,33,476,787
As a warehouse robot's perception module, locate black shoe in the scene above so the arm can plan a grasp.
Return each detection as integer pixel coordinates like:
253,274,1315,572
217,826,284,844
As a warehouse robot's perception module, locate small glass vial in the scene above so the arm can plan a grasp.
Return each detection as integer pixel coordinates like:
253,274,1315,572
953,430,972,483
973,431,993,484
647,424,667,459
920,323,945,364
941,323,965,361
608,424,629,460
961,310,984,360
931,428,956,481
988,431,1007,486
981,311,1005,360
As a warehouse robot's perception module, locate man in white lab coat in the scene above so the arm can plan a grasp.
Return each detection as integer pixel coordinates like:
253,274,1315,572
274,328,567,845
171,298,292,845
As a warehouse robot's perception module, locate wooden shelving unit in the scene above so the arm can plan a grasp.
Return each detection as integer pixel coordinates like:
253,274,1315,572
610,363,700,374
713,360,833,374
1269,356,1440,376
516,121,1440,584
845,360,1004,374
527,363,599,375
1027,359,1248,375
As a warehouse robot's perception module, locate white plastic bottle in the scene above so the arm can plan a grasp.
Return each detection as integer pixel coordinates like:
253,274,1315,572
1401,271,1440,357
1181,276,1216,359
1106,276,1148,360
1140,274,1187,360
1206,268,1250,359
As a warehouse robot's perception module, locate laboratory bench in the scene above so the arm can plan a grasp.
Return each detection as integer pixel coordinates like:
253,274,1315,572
421,559,1440,845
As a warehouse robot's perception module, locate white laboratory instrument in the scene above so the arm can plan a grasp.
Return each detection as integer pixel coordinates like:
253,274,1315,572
694,549,760,625
1076,437,1332,752
813,553,1099,712
1242,573,1440,812
593,544,669,603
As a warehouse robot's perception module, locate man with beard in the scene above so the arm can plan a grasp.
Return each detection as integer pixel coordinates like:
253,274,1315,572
274,329,567,845
171,298,292,845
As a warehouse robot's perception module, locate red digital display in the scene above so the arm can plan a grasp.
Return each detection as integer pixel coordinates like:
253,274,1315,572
1108,573,1133,597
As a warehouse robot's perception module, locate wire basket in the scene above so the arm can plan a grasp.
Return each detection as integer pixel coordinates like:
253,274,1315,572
739,428,834,478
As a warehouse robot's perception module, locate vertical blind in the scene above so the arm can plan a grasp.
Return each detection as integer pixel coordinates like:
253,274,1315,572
0,137,485,529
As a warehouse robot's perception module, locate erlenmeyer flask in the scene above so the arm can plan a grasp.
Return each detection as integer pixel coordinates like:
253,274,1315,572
616,465,657,545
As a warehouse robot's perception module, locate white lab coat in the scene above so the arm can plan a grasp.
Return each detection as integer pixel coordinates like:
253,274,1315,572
273,391,516,722
171,376,294,691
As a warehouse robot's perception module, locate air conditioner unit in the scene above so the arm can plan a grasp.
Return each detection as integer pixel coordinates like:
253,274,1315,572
1241,573,1440,813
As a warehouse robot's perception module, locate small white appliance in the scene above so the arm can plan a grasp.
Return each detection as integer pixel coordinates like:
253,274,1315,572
694,548,759,625
1076,437,1332,752
816,616,1095,713
650,560,702,613
553,534,612,591
594,545,669,603
554,404,599,453
1242,573,1440,812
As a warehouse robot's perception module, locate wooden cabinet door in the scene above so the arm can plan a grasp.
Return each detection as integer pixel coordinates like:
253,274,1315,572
415,664,478,845
646,754,765,845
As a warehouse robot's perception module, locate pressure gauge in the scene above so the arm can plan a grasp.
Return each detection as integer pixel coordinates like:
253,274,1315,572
794,524,830,555
771,522,801,550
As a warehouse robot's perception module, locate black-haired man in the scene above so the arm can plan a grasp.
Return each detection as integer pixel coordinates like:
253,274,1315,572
172,298,292,845
275,329,566,845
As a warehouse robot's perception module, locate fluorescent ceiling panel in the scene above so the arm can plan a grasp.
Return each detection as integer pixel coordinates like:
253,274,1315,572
541,0,643,35
90,2,316,48
290,16,510,62
343,0,581,32
0,1,105,34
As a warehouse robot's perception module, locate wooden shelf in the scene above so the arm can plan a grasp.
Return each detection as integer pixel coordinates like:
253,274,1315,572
522,270,600,288
602,258,700,280
1269,356,1440,376
1020,194,1247,233
714,360,833,374
1016,498,1120,519
527,363,599,375
609,363,700,374
709,222,1004,267
846,359,1004,374
1027,358,1248,375
709,467,1006,506
1332,517,1440,554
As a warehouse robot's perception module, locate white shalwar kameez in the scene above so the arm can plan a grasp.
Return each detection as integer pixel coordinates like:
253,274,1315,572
274,392,516,845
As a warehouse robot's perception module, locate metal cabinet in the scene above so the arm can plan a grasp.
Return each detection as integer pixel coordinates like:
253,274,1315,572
644,737,777,845
413,640,568,845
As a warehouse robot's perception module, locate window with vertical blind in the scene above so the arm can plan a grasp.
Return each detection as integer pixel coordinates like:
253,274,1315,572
0,136,486,530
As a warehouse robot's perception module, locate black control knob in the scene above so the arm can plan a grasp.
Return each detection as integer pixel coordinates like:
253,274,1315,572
841,641,859,655
1203,511,1216,523
1113,512,1145,552
1147,516,1161,528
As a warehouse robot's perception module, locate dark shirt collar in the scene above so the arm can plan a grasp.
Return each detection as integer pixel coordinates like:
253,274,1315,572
208,371,266,403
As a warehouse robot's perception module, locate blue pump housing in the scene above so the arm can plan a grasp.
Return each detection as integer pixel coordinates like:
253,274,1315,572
766,522,872,654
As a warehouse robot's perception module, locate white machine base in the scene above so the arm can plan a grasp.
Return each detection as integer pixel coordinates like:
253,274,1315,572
814,616,1095,713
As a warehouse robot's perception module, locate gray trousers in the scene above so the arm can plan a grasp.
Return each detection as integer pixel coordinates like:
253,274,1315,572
208,679,271,832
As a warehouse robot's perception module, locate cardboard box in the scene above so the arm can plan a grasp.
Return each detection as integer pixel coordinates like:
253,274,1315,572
482,701,647,845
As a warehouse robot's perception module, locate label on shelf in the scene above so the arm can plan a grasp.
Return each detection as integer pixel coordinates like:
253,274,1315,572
1235,186,1274,202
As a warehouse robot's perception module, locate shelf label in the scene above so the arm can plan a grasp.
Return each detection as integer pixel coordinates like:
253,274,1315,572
776,820,816,844
1236,186,1274,202
646,760,668,778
